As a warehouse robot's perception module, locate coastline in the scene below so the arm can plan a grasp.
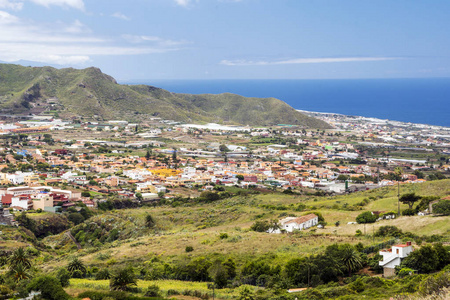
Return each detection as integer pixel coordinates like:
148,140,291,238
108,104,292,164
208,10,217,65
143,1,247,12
298,109,450,130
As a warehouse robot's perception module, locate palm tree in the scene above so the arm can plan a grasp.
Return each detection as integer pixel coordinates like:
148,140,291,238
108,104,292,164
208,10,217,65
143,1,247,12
10,262,31,282
67,257,86,274
341,245,363,277
110,267,137,291
8,247,31,270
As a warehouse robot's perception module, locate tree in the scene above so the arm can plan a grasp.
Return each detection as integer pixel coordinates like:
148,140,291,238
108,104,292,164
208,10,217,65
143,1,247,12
341,245,363,277
356,211,377,224
337,175,348,181
402,245,438,273
208,260,228,289
110,267,138,291
9,262,31,282
135,192,143,201
81,190,91,197
433,200,450,216
250,220,271,232
68,212,84,225
26,276,70,300
67,258,86,276
145,149,151,160
56,268,70,287
219,144,229,152
8,247,31,270
399,193,421,210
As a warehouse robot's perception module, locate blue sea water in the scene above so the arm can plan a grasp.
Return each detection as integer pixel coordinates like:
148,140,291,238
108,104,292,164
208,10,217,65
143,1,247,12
127,78,450,127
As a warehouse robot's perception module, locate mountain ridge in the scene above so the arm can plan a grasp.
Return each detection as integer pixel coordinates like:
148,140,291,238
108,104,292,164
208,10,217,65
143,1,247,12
0,63,331,128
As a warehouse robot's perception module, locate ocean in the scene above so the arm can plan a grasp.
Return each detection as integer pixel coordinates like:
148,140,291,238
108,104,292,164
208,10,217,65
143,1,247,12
126,78,450,127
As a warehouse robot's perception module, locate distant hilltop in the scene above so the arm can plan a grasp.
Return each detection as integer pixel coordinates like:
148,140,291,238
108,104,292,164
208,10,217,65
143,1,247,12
0,63,330,128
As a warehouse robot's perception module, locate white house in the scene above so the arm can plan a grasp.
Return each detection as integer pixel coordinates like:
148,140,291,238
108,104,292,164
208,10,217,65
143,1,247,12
271,213,319,233
379,242,413,277
11,196,33,210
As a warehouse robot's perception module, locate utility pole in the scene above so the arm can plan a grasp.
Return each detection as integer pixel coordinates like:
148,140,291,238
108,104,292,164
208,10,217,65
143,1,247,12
397,181,400,216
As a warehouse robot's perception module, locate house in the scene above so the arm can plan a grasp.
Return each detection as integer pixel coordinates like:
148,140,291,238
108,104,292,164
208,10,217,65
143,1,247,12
379,242,413,277
272,213,319,233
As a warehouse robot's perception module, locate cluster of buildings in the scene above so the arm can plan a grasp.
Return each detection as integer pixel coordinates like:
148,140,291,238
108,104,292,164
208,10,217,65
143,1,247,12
0,114,446,216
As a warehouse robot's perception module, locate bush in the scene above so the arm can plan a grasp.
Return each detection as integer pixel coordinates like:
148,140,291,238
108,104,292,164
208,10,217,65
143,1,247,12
95,269,111,280
56,268,70,287
144,284,160,297
26,276,70,300
374,226,403,238
433,200,450,216
356,211,377,224
167,289,180,295
397,268,415,277
71,269,84,278
402,208,416,216
219,233,228,239
185,246,194,252
250,220,270,232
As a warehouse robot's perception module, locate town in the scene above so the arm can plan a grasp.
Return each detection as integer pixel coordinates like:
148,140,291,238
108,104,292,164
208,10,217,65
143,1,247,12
0,113,449,220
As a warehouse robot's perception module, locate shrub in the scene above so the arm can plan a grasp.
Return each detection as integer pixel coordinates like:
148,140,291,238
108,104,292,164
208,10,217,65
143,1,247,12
185,246,194,252
356,211,377,224
26,276,70,300
167,289,180,295
95,269,111,280
397,268,415,277
433,200,450,216
71,269,84,278
144,284,160,297
56,268,70,287
250,220,270,232
402,208,416,216
109,267,137,291
374,226,403,238
219,233,228,239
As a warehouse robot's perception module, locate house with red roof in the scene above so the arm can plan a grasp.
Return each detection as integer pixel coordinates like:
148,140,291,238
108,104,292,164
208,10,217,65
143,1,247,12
272,213,318,233
379,242,413,277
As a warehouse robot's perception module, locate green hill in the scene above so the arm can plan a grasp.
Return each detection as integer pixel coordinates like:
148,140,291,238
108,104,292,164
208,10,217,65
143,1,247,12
0,63,331,128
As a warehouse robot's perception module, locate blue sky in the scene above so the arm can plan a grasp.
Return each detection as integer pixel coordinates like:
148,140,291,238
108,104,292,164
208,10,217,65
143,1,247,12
0,0,449,81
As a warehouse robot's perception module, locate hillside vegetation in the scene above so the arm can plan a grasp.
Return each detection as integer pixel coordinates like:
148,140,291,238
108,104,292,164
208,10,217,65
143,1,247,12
1,180,450,299
0,63,330,128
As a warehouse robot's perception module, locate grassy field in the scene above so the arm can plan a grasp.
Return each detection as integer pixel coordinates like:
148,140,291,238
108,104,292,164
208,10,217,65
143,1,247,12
68,278,250,299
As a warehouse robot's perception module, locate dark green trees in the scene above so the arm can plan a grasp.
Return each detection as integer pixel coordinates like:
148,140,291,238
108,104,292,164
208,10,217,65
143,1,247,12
399,193,421,210
356,211,377,224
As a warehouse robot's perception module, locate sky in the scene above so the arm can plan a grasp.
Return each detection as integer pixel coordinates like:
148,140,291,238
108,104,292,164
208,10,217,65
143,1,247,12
0,0,450,81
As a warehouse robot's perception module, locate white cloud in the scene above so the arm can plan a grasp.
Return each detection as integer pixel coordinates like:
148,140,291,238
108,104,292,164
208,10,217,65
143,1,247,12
122,34,189,47
0,0,23,10
111,12,130,21
29,0,84,10
220,57,401,66
63,19,90,33
0,10,19,23
0,12,187,65
174,0,190,7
